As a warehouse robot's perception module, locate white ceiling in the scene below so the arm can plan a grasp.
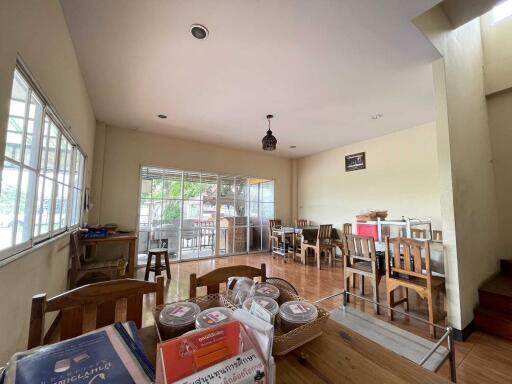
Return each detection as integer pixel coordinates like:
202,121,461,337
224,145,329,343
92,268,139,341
61,0,442,158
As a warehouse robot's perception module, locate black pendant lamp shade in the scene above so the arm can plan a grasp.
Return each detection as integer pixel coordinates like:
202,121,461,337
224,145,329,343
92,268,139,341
262,114,277,151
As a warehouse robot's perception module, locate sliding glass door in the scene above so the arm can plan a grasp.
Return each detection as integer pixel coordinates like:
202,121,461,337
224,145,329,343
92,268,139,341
137,166,273,264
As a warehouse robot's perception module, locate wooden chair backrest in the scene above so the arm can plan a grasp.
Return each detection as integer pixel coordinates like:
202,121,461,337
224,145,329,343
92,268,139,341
397,228,427,239
342,223,353,234
433,230,443,241
28,277,164,349
411,228,427,239
296,219,308,227
269,219,281,228
384,237,431,280
343,234,376,263
189,264,266,298
317,224,333,244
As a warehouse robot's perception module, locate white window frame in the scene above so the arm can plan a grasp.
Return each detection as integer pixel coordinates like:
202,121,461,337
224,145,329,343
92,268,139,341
0,62,86,261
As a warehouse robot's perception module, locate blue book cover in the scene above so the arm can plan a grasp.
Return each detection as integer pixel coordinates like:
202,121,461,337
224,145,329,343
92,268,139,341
5,323,153,384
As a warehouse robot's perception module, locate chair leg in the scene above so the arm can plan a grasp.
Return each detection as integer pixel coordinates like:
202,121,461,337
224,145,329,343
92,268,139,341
387,289,394,320
404,287,409,312
428,294,436,338
345,273,351,303
372,277,379,315
155,253,162,277
144,252,152,281
361,276,365,295
316,248,321,269
164,253,171,279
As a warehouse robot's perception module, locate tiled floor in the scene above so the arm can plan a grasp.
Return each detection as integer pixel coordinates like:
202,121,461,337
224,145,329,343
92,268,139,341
137,252,512,384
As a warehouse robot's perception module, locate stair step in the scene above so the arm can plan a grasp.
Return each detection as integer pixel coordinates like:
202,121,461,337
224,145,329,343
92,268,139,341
479,274,512,316
474,306,512,341
502,259,512,277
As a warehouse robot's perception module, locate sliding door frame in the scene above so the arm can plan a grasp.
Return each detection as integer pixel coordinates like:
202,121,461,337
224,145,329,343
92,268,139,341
136,164,275,264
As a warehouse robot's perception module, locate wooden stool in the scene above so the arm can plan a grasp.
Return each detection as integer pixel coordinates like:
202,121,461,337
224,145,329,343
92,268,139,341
144,248,172,281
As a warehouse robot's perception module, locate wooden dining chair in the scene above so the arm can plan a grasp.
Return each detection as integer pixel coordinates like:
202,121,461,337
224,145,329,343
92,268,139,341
343,234,382,314
69,231,124,289
28,277,164,349
398,228,427,239
411,228,427,239
295,219,308,227
432,230,443,241
189,264,267,298
384,237,445,338
331,223,354,264
291,220,307,262
301,224,333,269
268,219,282,253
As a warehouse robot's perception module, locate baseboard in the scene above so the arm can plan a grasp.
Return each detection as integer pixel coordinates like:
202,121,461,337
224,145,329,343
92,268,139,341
453,320,474,342
43,311,61,344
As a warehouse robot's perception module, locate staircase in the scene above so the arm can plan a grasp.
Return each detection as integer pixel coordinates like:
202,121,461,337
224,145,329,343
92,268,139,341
474,260,512,341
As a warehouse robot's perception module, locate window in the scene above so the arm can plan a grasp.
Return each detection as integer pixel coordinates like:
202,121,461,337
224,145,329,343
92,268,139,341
493,0,512,23
137,166,274,263
0,67,86,259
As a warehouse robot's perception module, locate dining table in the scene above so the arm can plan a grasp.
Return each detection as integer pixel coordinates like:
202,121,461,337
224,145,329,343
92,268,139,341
272,226,338,263
137,317,451,384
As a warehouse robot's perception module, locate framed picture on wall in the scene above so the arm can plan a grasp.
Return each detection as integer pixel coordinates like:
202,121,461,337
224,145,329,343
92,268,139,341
345,152,366,172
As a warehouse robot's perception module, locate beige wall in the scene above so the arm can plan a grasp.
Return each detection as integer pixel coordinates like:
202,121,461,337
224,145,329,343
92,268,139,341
415,6,500,330
487,90,512,259
480,11,512,95
296,123,442,229
481,10,512,259
0,0,95,363
90,124,293,233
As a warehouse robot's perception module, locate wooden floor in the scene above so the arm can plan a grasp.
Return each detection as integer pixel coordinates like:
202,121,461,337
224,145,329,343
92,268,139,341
136,253,512,384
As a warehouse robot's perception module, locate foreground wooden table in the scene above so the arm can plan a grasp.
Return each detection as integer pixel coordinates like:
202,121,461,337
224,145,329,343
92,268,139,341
139,318,450,384
81,232,137,277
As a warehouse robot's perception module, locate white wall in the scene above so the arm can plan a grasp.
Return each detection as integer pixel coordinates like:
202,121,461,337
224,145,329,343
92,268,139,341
90,124,293,232
296,123,442,229
0,0,95,363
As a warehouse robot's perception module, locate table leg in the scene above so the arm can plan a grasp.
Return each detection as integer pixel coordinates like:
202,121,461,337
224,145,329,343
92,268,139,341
282,234,287,263
128,239,136,278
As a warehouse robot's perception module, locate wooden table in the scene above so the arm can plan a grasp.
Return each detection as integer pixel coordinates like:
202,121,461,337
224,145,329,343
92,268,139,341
138,318,451,384
81,232,138,278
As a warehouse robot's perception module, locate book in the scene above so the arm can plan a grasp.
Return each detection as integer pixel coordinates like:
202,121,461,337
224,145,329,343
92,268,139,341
156,321,242,383
175,349,266,384
3,322,154,384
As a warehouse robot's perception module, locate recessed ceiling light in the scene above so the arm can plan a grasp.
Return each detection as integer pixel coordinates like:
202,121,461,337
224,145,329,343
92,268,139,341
191,24,209,39
290,145,297,149
158,114,167,119
371,114,383,120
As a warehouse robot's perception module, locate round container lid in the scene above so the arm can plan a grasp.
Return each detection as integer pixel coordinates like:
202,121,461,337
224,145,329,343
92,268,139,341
159,302,201,327
242,296,279,316
252,282,280,300
195,307,234,329
228,276,254,289
279,301,318,324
